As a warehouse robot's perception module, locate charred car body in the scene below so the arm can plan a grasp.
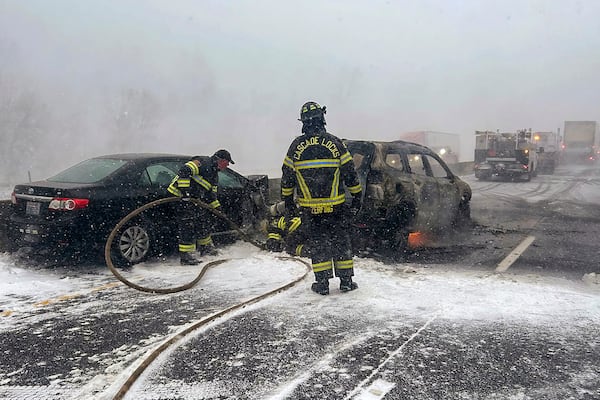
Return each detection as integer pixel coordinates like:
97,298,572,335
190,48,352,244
343,140,472,253
9,154,269,265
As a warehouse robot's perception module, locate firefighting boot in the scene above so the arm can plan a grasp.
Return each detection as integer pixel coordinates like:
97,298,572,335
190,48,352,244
180,252,202,266
311,279,330,295
198,245,218,256
311,270,332,295
339,277,358,292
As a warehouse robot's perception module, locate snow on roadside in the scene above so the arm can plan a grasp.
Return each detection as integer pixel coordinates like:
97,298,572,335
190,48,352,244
0,253,112,315
2,243,599,399
2,244,599,325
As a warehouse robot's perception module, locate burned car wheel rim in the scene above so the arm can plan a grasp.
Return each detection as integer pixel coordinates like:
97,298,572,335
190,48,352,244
119,225,151,264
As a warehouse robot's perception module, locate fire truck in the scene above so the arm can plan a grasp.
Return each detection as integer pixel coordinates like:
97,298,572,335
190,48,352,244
474,129,538,181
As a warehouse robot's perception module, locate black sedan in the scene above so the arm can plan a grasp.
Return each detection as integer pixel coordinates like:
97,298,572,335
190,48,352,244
9,153,270,265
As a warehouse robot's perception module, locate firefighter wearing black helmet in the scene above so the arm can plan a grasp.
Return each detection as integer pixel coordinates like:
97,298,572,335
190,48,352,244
281,101,362,295
168,149,235,265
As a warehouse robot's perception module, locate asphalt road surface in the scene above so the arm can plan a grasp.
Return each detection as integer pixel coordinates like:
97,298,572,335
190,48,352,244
1,165,599,400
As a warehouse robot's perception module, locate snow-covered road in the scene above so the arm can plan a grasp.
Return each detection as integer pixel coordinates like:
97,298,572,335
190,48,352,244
1,165,600,399
1,240,599,399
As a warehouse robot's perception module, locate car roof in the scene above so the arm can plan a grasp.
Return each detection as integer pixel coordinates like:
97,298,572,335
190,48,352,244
344,139,434,153
94,153,192,161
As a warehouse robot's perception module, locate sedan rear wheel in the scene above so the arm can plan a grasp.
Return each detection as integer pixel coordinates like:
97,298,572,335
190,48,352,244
116,224,152,266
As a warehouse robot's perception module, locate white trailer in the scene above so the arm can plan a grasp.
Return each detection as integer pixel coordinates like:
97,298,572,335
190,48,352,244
563,121,599,163
397,131,460,164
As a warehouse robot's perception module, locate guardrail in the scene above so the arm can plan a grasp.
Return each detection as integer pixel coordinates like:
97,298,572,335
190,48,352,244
451,161,475,176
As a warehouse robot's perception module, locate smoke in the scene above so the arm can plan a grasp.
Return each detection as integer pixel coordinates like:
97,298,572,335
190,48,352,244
1,0,600,182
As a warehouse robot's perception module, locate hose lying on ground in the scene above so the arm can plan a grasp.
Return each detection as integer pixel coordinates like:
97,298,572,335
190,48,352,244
104,197,312,399
104,196,281,294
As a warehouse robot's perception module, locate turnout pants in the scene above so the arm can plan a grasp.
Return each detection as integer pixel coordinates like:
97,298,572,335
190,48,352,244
177,200,215,253
304,209,354,280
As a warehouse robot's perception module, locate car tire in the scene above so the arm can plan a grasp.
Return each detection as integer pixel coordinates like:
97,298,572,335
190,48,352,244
112,219,154,267
377,202,413,256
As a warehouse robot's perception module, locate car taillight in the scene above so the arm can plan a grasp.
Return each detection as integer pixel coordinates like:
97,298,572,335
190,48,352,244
11,191,17,205
48,198,89,211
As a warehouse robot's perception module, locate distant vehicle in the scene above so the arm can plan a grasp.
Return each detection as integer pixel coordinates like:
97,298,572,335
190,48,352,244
343,139,472,253
397,131,461,164
473,129,538,181
9,154,270,265
533,131,561,174
562,121,599,163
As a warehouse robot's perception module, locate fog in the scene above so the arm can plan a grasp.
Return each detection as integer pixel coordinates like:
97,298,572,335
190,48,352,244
1,0,600,182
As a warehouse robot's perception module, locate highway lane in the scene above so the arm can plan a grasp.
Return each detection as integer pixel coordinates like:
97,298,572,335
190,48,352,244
1,165,599,399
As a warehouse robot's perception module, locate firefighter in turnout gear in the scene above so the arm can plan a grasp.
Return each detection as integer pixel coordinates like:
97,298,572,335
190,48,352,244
266,211,308,257
281,101,363,295
168,149,235,265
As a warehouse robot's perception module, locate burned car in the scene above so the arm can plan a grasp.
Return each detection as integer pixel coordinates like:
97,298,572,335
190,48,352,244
343,140,472,252
9,153,269,265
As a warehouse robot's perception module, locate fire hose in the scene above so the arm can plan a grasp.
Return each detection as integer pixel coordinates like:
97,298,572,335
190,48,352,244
104,196,311,294
104,197,312,399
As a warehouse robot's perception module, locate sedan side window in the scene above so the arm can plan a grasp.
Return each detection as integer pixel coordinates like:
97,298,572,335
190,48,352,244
144,163,178,187
218,170,244,189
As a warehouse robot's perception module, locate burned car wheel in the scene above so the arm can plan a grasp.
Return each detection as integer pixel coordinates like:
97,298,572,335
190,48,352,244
392,229,410,253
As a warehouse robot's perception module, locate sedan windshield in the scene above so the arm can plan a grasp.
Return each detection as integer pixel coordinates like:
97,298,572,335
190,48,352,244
47,158,128,183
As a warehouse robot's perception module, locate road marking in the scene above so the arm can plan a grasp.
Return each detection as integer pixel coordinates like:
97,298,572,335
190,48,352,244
343,313,439,400
495,235,536,273
354,379,396,400
2,281,123,317
90,282,121,292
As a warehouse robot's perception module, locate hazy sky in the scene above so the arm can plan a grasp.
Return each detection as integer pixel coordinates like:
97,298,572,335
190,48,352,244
1,0,600,176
